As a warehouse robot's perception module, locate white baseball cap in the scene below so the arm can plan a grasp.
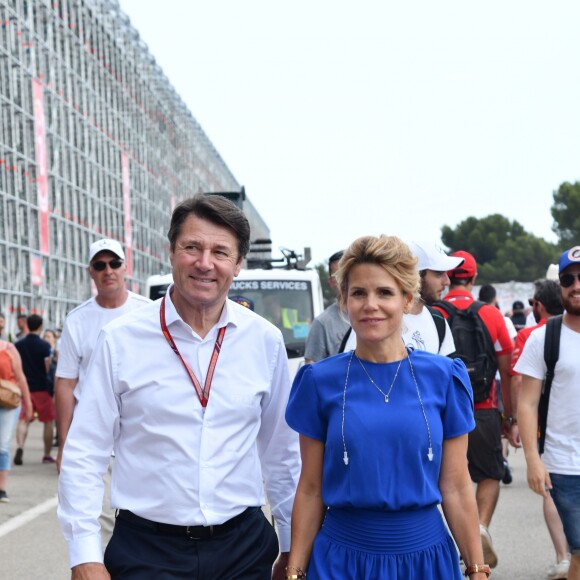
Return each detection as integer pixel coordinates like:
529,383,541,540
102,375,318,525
408,241,464,272
88,239,126,263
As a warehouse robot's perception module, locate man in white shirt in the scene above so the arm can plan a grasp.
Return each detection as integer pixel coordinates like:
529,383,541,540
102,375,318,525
55,238,151,542
58,195,300,580
516,246,580,580
404,241,462,355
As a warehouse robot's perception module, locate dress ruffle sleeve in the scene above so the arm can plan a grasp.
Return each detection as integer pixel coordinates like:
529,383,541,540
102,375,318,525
441,358,476,439
285,363,326,442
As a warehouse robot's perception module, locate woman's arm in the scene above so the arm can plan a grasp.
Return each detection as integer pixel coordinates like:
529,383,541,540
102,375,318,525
6,343,33,422
286,435,326,577
439,434,488,579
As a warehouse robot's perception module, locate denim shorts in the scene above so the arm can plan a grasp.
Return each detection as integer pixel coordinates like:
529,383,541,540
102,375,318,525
550,473,580,554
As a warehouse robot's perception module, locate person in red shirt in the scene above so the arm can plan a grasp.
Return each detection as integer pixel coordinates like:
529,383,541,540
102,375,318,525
435,251,514,570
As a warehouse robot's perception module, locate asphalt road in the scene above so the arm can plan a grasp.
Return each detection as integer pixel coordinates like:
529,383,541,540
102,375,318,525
0,422,560,579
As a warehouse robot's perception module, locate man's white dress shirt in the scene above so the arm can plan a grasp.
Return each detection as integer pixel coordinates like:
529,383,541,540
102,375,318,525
58,290,300,567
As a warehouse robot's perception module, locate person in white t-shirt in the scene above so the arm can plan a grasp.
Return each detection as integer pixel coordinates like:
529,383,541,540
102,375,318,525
515,246,580,580
55,238,151,543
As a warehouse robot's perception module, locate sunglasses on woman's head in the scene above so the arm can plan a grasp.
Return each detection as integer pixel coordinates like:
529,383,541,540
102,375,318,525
91,259,124,271
559,272,580,288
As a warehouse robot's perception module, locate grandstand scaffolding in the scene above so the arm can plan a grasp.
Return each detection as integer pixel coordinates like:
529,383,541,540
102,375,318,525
0,0,268,334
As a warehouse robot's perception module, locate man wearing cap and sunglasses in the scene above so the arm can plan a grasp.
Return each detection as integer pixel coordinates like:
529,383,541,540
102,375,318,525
55,239,151,544
516,245,580,580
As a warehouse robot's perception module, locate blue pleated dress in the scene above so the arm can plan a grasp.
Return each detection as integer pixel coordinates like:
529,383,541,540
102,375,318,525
285,349,475,579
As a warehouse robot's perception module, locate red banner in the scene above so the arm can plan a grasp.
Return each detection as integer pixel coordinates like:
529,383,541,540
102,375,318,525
32,78,49,256
122,152,133,276
30,254,43,287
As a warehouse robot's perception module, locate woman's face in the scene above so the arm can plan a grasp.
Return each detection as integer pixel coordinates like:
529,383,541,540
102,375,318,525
346,263,411,347
44,330,56,348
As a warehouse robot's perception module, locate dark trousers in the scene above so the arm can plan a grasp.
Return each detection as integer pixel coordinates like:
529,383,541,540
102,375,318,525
104,507,279,579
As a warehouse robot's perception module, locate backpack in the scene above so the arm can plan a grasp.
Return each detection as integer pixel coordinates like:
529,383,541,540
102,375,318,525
435,300,498,403
425,305,446,352
538,315,562,455
338,307,446,354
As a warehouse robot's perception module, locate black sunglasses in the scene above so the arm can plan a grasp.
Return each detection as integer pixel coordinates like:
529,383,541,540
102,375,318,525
559,273,580,288
91,259,124,271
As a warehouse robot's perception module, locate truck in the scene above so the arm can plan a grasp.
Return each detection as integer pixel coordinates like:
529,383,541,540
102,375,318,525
146,245,325,378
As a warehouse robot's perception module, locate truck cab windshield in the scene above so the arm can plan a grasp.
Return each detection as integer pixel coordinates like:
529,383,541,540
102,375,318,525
229,279,314,358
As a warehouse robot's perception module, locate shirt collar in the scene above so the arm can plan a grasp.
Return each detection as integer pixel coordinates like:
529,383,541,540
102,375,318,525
163,284,238,333
446,288,473,301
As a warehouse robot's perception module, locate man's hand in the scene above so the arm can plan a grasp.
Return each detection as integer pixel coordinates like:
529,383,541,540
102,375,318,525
71,562,110,579
272,551,289,580
500,417,514,443
507,424,522,449
526,456,551,498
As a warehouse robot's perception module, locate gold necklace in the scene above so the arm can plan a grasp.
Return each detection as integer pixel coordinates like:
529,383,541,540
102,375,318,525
355,351,406,403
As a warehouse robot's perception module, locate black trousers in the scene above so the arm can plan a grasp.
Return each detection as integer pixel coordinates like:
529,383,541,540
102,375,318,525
104,508,279,579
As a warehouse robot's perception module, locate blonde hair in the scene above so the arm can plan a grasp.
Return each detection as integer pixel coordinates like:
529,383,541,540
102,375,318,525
335,235,420,309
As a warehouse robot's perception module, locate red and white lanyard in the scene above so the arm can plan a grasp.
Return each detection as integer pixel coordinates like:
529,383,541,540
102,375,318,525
160,290,226,408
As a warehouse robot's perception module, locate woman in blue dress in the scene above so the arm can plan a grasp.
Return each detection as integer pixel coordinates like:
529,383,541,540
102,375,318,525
285,235,491,580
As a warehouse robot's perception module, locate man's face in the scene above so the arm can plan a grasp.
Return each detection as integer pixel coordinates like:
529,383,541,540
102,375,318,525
88,251,127,297
420,270,450,305
170,214,241,314
0,316,4,334
328,260,340,297
17,317,27,331
531,299,542,323
560,264,580,316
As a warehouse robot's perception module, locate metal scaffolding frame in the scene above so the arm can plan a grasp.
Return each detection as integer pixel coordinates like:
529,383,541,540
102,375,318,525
0,0,268,334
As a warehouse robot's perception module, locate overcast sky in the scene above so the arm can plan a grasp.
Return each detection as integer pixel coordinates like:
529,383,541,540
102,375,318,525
118,0,580,265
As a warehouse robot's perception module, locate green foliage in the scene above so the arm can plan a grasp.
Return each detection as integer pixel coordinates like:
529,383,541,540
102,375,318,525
551,181,580,247
315,262,334,308
441,214,560,283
